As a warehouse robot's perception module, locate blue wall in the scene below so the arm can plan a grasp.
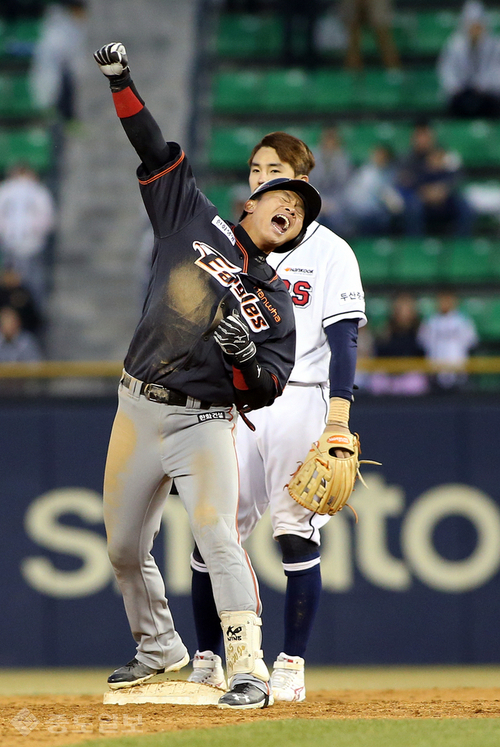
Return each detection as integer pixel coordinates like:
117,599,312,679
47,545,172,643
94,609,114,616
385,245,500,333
2,395,500,667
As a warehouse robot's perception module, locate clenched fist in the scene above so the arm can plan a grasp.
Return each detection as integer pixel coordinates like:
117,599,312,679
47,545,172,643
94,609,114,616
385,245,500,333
94,42,129,78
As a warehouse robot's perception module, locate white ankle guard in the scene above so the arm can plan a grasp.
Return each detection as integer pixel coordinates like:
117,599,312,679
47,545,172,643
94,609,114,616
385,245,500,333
220,611,270,682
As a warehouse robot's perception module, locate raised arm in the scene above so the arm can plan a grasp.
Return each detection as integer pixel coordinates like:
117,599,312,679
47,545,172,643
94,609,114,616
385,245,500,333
94,42,171,173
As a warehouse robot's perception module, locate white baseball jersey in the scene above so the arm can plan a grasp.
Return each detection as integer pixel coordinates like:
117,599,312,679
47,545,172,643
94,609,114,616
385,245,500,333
267,221,366,384
237,221,366,545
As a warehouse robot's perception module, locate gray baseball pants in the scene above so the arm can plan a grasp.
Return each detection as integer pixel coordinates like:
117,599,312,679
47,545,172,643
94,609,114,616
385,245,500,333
103,378,262,670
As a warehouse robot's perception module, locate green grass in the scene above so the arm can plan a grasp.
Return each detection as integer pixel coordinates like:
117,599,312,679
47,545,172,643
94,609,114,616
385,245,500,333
69,719,500,747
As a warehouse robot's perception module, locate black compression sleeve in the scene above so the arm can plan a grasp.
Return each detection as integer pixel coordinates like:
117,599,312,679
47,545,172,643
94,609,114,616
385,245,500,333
109,73,172,172
325,318,359,400
120,107,172,173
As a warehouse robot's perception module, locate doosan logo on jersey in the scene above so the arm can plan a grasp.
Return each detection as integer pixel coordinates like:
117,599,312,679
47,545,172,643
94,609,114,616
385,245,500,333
284,267,315,275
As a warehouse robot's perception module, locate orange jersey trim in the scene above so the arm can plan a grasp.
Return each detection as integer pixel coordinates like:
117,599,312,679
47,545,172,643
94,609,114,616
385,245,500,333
234,234,249,274
138,151,185,185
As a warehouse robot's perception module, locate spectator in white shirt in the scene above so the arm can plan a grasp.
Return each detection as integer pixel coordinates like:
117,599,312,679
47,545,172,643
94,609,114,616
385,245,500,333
29,0,88,122
437,0,500,117
418,290,479,392
0,164,56,306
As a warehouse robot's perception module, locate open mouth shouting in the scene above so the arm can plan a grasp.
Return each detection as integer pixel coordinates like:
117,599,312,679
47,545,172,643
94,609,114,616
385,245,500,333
271,213,291,234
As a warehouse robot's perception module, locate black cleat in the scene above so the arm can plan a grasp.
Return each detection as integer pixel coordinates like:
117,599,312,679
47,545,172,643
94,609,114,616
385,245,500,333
217,681,274,710
107,657,165,690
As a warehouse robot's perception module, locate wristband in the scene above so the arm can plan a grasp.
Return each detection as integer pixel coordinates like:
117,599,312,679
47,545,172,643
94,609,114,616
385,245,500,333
327,397,351,427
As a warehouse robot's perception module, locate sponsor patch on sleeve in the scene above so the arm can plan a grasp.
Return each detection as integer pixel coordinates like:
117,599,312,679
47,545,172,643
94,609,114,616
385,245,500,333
212,215,236,245
339,290,365,304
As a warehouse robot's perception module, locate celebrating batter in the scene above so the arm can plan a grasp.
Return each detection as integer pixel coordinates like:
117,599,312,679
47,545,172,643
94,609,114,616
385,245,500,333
94,44,321,710
189,132,366,702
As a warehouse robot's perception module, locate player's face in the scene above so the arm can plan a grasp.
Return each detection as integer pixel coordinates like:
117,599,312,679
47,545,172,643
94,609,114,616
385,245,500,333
249,147,297,192
242,189,305,254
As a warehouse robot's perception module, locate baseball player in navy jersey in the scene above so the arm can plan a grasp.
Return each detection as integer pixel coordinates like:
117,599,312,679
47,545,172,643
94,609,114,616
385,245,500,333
189,132,366,701
93,45,322,710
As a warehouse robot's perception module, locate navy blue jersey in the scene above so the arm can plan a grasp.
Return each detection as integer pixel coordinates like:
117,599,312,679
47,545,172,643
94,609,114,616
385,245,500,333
123,143,296,406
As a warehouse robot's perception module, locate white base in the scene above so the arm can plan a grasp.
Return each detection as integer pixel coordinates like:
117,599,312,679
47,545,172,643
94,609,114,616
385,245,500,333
103,680,224,705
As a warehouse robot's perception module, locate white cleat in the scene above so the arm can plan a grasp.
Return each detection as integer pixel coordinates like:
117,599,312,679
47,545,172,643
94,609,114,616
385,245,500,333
187,650,227,690
271,652,306,702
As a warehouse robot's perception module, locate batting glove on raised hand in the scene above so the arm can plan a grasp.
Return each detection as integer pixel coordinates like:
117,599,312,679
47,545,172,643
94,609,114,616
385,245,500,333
94,42,130,78
214,310,256,365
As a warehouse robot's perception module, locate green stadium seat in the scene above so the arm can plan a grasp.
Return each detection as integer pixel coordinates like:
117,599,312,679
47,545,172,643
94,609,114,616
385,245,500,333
212,68,440,115
391,238,445,284
308,70,358,112
359,70,407,110
352,238,394,284
404,69,441,110
212,70,266,113
2,17,40,57
208,123,325,169
208,126,266,169
434,120,500,167
462,297,500,341
338,121,412,163
364,295,391,332
411,10,457,55
417,295,437,319
0,73,38,117
1,127,52,171
442,238,495,283
262,68,310,112
215,14,282,58
203,184,235,221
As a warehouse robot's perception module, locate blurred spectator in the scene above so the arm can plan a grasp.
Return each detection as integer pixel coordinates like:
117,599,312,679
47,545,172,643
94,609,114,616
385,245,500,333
29,0,88,123
0,306,42,362
0,267,44,337
438,0,500,118
417,290,478,392
371,292,429,395
0,163,56,306
344,143,403,236
397,123,474,237
312,126,353,235
339,0,401,70
415,146,475,237
278,0,321,68
397,120,436,193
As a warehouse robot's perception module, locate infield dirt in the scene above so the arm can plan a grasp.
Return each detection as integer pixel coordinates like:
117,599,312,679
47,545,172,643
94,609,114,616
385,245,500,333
2,688,500,747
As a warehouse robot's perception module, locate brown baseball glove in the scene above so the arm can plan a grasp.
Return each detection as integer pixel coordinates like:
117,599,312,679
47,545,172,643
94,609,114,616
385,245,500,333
287,429,380,516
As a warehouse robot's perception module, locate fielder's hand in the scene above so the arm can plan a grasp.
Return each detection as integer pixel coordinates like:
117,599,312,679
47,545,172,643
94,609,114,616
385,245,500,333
94,42,129,78
214,310,256,365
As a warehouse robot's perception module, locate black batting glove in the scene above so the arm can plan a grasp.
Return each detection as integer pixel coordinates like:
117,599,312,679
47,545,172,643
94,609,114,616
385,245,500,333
214,310,256,365
94,42,130,87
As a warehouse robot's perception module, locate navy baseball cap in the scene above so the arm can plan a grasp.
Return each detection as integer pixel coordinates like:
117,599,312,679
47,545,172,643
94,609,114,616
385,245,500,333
240,177,322,253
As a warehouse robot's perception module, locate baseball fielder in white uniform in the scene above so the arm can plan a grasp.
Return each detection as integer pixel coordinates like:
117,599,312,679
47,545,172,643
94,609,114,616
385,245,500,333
189,132,366,701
